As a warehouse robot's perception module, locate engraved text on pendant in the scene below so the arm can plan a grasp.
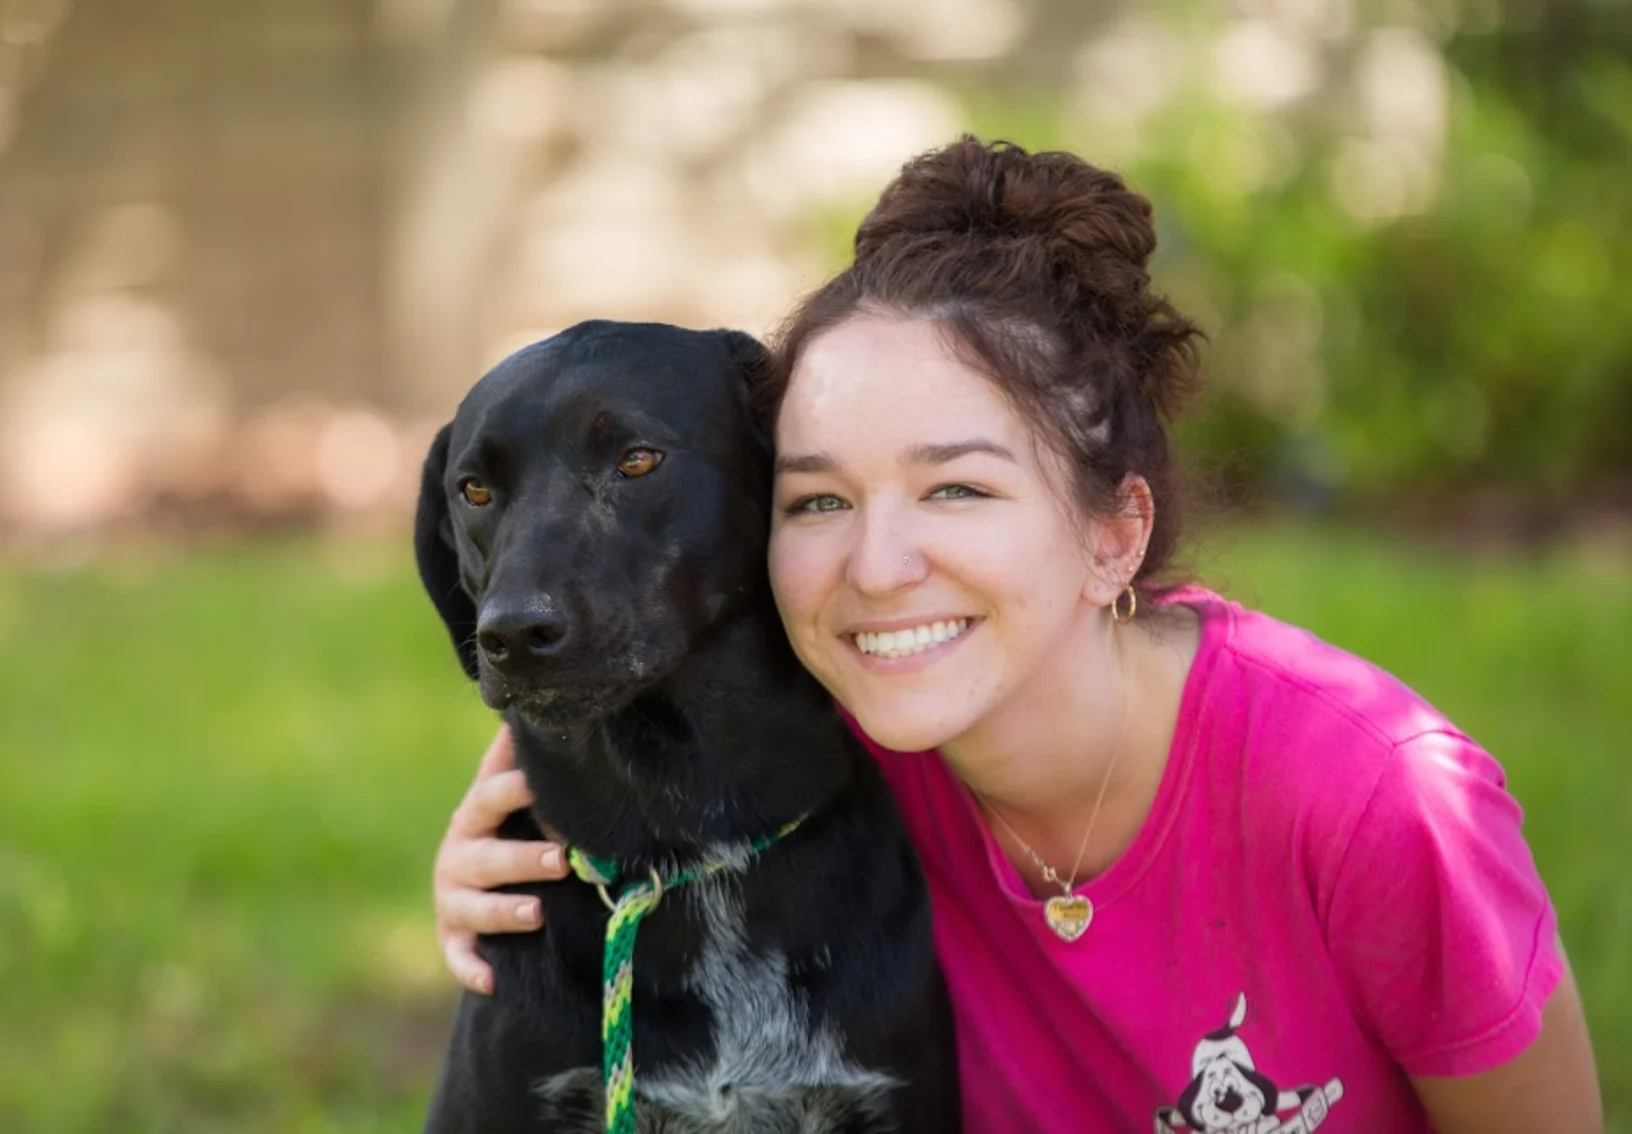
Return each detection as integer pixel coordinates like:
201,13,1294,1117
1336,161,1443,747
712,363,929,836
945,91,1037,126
1044,894,1092,942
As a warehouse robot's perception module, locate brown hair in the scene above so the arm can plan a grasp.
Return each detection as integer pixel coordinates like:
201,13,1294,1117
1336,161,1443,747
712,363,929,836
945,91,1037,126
764,135,1205,604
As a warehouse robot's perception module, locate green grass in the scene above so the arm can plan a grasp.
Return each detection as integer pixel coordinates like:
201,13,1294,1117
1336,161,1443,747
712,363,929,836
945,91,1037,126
1,522,1627,1130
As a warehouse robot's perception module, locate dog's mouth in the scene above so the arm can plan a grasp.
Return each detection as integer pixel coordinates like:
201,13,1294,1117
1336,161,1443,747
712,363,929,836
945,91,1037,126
479,670,629,722
503,686,630,729
479,647,680,728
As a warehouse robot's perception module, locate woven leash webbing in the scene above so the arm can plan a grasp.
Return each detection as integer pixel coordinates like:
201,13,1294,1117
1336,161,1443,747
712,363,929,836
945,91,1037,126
565,816,804,1134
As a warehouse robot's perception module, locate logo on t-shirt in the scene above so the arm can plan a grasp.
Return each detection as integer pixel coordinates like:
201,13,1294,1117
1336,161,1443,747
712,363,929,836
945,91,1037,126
1155,992,1344,1134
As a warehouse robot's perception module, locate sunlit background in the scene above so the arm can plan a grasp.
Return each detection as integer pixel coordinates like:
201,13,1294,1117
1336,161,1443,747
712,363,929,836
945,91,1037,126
1,0,1628,1129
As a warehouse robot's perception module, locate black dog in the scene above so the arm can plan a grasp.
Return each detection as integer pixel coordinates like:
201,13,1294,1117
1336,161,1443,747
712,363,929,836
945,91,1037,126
415,321,959,1132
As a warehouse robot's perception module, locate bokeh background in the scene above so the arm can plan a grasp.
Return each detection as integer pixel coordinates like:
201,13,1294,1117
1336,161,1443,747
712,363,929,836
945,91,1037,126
1,0,1628,1129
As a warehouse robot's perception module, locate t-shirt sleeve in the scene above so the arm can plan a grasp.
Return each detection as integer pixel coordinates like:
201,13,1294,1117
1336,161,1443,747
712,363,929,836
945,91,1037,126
1322,729,1563,1078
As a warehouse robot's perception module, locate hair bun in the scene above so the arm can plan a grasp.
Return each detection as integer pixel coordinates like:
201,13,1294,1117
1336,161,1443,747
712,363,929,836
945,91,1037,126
771,135,1205,593
853,136,1158,290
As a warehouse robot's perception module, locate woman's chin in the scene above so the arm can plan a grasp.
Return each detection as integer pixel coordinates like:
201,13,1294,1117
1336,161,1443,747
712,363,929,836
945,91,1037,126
844,697,971,755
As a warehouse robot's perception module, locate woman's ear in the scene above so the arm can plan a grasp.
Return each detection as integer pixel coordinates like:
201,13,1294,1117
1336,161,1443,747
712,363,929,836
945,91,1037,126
1083,473,1154,605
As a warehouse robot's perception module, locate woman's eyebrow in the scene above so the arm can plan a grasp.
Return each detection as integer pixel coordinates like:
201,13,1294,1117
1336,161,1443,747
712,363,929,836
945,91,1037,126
905,439,1018,466
774,439,1017,476
774,451,837,475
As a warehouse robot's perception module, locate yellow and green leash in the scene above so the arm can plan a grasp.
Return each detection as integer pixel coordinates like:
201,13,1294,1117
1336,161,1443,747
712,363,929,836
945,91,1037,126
564,816,804,1134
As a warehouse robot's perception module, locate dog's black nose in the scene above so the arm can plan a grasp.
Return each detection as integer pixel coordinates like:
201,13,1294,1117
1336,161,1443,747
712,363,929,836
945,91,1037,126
477,603,571,670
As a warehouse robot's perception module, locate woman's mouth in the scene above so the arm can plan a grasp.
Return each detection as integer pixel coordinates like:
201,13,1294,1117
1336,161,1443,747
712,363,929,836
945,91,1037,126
852,618,973,660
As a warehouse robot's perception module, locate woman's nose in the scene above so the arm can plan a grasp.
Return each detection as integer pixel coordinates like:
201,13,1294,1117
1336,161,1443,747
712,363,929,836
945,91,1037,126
845,515,926,595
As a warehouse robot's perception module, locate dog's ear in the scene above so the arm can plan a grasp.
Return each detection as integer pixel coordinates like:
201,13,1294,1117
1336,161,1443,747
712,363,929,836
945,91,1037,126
714,328,775,458
414,422,480,679
1173,1076,1207,1128
1241,1066,1282,1112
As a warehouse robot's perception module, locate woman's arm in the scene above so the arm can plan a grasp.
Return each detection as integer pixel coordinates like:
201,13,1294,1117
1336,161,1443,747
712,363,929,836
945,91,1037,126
1320,732,1601,1127
432,726,568,993
1411,948,1601,1132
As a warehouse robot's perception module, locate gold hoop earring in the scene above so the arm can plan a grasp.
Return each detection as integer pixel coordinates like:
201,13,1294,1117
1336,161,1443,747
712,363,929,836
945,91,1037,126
1111,584,1137,625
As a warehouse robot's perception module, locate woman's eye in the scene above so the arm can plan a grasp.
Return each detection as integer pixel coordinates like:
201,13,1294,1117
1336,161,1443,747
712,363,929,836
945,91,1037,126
928,483,986,501
459,478,492,506
787,494,848,515
617,448,664,478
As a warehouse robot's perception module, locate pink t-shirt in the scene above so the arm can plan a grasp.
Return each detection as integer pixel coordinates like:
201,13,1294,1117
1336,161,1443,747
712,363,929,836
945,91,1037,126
853,588,1562,1133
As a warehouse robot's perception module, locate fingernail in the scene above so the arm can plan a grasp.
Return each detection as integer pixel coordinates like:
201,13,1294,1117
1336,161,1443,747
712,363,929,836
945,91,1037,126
541,848,560,870
475,972,491,995
517,900,539,923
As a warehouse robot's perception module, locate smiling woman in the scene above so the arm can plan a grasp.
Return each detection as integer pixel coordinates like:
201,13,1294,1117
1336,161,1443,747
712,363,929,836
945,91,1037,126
769,313,1137,757
431,136,1602,1133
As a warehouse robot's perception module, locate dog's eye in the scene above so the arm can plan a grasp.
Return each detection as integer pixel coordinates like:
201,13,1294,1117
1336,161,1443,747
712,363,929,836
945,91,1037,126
617,448,663,478
459,478,492,506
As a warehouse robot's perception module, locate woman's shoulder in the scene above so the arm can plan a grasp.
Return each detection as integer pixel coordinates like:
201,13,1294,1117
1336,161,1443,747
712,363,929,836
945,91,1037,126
1177,586,1466,759
1172,588,1513,850
1168,596,1556,1078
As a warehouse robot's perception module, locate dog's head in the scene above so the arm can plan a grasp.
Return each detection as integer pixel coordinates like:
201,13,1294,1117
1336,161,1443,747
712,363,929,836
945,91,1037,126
1176,1054,1278,1131
1174,996,1280,1132
415,321,773,728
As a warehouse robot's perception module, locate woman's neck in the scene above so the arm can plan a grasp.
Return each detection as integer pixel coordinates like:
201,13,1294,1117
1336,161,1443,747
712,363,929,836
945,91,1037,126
941,604,1199,891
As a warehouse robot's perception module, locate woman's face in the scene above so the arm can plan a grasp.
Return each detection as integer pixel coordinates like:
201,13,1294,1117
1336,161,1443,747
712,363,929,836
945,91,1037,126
769,312,1107,753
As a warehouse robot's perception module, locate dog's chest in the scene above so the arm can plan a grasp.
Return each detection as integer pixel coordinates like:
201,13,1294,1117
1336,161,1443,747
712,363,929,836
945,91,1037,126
536,877,897,1132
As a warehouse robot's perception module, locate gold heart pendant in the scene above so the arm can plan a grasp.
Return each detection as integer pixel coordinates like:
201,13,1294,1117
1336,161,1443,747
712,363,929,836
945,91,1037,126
1044,895,1092,942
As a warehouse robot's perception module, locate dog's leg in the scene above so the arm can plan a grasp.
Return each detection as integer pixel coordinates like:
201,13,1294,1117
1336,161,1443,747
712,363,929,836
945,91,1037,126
424,990,593,1134
423,992,488,1134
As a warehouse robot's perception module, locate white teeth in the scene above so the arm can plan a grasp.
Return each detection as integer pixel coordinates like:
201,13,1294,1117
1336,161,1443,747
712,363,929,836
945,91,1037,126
854,618,971,659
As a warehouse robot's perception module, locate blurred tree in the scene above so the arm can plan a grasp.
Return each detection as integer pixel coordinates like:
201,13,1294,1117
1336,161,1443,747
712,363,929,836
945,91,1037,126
1053,0,1632,527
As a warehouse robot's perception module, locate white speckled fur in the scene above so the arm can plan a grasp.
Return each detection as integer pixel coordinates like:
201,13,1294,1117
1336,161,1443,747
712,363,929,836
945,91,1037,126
534,873,899,1132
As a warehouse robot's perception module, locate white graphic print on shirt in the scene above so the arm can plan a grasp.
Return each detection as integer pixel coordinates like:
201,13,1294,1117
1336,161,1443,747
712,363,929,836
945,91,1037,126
1155,993,1345,1134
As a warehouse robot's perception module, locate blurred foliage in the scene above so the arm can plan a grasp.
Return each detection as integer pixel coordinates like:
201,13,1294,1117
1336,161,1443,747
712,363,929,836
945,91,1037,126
4,0,1626,532
944,0,1632,522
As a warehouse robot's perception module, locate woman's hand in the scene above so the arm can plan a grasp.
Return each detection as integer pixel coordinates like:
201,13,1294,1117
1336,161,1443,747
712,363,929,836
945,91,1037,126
433,726,567,994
